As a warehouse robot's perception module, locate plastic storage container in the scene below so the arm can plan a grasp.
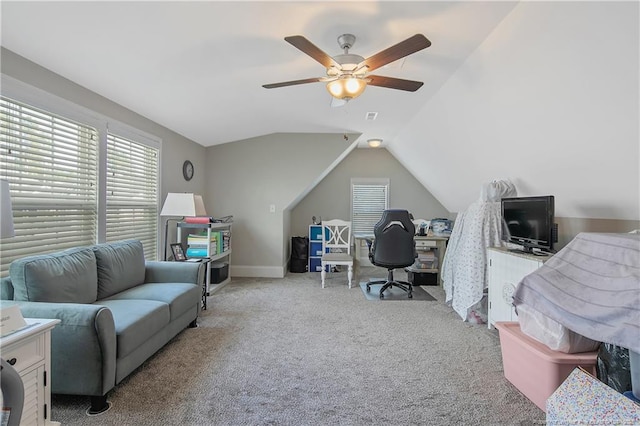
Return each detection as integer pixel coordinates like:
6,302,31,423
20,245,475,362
210,262,229,284
495,321,599,411
407,270,438,286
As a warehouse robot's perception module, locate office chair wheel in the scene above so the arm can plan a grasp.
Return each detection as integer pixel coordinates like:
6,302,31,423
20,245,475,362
408,293,413,299
366,284,371,293
379,292,384,299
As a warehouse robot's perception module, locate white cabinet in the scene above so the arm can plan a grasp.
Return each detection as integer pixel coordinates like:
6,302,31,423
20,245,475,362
0,318,60,426
487,247,548,329
177,221,232,302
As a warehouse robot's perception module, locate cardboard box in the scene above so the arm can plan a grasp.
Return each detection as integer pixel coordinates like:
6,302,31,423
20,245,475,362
547,367,640,425
495,321,598,411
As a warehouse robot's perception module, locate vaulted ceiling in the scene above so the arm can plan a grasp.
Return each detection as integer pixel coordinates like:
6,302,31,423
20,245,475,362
2,2,638,220
0,1,516,147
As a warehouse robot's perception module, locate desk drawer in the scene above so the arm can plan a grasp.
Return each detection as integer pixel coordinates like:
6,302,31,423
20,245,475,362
416,240,437,249
2,333,45,373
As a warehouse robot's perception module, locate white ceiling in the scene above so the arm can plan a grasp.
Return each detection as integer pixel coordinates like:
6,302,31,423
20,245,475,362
0,1,517,147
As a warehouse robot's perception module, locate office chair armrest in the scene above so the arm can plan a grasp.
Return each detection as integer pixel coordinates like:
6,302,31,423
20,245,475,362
367,238,375,261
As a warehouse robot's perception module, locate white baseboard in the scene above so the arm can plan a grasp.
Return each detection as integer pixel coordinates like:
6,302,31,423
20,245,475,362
231,265,285,278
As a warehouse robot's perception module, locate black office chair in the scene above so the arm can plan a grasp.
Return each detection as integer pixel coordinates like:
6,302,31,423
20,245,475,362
366,209,417,299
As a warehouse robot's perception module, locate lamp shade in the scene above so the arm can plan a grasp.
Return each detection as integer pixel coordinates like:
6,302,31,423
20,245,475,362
160,193,207,217
0,180,15,238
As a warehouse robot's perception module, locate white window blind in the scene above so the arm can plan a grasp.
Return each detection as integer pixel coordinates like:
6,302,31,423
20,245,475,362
351,179,389,235
106,133,158,259
0,96,98,275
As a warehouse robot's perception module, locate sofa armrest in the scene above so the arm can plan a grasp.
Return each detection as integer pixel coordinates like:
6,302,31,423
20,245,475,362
15,301,116,397
145,261,203,285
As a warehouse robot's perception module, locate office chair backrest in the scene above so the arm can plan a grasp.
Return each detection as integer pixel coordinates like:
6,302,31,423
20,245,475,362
371,209,416,268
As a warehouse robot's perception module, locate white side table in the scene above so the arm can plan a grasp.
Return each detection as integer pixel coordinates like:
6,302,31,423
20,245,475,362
1,318,60,426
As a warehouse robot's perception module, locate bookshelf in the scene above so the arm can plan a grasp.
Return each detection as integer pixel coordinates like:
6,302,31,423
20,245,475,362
176,221,232,307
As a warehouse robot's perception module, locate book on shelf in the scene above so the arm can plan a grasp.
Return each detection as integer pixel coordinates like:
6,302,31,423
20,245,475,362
184,230,230,258
186,233,217,255
187,233,215,243
186,247,210,258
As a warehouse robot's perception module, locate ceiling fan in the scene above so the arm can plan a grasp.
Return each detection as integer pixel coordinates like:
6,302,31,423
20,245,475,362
263,33,431,102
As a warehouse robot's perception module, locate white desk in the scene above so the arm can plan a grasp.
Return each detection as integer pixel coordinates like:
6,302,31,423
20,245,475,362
353,233,449,286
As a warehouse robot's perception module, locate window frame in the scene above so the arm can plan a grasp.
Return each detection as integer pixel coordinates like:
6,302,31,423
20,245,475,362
350,177,390,236
0,75,162,273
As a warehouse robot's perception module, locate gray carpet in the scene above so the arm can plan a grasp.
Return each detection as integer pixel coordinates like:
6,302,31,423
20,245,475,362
50,267,545,425
359,281,437,301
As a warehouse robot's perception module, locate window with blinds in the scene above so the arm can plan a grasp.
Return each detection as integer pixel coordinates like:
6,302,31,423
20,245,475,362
0,93,161,276
106,133,159,259
351,179,389,235
0,97,99,275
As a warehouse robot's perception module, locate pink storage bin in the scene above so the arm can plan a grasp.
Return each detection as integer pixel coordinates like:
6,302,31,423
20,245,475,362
495,321,599,412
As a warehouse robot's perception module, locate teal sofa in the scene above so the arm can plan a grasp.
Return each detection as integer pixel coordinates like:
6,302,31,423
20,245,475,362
0,239,203,414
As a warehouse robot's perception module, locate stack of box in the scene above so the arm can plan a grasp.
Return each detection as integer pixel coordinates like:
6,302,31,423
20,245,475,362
415,249,437,269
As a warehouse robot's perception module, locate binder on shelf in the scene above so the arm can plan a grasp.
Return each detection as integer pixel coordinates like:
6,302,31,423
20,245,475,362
186,247,209,258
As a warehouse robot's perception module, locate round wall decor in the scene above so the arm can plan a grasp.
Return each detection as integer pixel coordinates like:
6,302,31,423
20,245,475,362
182,160,194,181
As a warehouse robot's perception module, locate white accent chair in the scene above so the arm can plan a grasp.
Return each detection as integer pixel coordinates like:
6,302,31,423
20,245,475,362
320,219,354,288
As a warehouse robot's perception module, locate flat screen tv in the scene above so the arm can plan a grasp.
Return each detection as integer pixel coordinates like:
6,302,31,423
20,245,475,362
501,195,556,254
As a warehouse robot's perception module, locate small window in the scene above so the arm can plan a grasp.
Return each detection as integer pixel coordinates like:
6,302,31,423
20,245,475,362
351,178,389,235
106,133,159,259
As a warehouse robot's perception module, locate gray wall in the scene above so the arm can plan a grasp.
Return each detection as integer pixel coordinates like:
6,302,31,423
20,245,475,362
1,47,208,257
290,147,450,238
205,133,357,277
392,2,639,221
4,46,636,276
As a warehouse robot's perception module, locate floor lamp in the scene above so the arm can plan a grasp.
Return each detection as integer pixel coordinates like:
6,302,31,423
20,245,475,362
159,193,207,260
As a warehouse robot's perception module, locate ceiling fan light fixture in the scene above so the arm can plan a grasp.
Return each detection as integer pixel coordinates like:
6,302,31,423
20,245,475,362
367,139,383,148
326,77,367,100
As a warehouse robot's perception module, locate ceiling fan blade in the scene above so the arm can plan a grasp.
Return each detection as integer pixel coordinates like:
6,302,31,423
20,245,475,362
366,75,424,92
262,77,325,89
285,35,340,69
358,34,431,73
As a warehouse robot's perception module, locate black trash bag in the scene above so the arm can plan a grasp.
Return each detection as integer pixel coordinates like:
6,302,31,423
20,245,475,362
596,343,632,393
290,236,309,273
291,236,309,259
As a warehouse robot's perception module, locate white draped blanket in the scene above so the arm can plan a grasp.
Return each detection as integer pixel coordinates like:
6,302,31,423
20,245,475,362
513,232,640,353
442,180,516,321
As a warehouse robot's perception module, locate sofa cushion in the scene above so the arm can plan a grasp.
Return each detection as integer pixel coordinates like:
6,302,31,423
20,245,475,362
93,240,146,300
9,247,98,303
106,283,200,322
97,299,170,358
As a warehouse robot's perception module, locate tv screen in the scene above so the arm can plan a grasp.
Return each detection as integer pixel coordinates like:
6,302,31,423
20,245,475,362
501,195,555,254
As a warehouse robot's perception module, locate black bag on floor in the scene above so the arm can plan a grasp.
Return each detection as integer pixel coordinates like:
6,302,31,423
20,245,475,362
596,343,632,393
290,236,308,273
